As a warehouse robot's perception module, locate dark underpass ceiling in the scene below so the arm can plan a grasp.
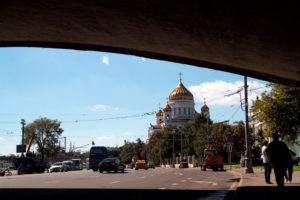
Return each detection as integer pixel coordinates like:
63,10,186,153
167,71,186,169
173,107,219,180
1,0,300,86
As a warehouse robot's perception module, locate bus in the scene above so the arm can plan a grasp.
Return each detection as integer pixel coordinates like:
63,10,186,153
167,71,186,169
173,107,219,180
89,146,107,171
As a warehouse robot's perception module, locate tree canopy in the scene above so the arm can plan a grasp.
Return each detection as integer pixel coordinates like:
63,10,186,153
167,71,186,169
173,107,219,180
252,83,300,144
24,117,64,160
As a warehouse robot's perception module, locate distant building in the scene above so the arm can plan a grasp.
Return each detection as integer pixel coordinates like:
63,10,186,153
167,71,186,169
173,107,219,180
148,74,209,138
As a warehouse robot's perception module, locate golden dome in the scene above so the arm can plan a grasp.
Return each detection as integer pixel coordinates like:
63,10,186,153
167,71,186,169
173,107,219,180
201,104,209,112
156,109,163,116
163,104,172,112
169,82,193,100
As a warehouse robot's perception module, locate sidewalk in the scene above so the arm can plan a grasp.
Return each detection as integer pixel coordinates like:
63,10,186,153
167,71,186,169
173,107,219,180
225,167,300,200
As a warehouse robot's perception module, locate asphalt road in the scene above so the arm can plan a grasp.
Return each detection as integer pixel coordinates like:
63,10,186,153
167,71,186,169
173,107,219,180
0,168,238,200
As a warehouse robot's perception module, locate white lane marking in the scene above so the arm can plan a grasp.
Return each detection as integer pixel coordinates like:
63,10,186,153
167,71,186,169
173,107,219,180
109,181,120,184
174,172,183,176
140,176,146,178
159,187,166,190
187,177,192,180
172,183,179,186
44,180,59,184
151,175,155,176
181,180,186,182
191,180,218,186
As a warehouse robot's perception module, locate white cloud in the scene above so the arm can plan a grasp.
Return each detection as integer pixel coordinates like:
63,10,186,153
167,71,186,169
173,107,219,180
97,135,116,140
0,137,3,141
189,80,269,106
92,104,119,111
102,56,109,65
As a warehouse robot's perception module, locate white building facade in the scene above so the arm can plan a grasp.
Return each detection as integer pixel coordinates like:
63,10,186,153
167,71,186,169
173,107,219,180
148,77,196,137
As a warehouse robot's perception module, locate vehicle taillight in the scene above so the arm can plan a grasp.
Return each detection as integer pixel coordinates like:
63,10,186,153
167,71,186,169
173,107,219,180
111,163,115,166
89,162,95,164
99,163,102,166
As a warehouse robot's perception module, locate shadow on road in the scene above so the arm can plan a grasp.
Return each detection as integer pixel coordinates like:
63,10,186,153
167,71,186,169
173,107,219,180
225,186,300,200
0,188,217,200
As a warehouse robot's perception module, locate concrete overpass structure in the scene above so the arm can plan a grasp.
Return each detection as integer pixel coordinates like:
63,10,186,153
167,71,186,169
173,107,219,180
0,0,299,86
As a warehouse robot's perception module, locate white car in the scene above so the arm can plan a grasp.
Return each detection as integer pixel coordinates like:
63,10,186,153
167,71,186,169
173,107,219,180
50,162,68,173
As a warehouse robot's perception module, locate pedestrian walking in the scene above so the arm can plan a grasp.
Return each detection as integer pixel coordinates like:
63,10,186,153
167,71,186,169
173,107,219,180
267,132,290,188
261,140,272,184
284,149,296,183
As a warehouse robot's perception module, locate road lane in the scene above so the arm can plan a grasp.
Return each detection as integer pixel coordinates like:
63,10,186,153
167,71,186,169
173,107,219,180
0,168,236,191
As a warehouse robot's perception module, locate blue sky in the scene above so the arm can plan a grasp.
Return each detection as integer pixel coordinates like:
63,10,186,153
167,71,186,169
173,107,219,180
0,47,269,155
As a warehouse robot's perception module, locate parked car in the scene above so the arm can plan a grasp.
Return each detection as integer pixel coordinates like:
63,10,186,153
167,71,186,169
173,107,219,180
179,160,188,168
135,160,148,170
50,162,68,173
71,159,83,170
62,160,72,171
147,161,155,169
98,158,125,173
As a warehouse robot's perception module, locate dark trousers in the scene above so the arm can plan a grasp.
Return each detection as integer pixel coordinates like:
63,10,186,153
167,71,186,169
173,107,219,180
264,163,272,183
284,164,293,181
273,165,286,187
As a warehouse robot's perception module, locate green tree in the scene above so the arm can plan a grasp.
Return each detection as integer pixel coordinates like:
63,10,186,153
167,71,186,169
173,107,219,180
118,138,146,163
252,83,300,144
24,117,63,160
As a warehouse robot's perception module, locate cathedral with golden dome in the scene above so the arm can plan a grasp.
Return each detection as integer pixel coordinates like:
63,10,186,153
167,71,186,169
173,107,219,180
148,73,204,137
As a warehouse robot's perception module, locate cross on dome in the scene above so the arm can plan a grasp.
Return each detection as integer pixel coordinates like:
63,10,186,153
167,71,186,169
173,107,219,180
179,72,182,83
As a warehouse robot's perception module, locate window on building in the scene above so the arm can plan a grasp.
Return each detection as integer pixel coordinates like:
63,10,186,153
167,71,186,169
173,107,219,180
179,108,181,115
188,108,190,115
184,108,186,115
174,108,176,115
167,114,170,121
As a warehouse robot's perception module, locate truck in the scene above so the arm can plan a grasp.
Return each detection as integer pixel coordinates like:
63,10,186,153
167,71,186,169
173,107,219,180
200,148,224,171
14,134,47,174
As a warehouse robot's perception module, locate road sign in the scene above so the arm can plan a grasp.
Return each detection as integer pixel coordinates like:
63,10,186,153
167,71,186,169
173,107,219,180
227,136,233,144
16,144,26,153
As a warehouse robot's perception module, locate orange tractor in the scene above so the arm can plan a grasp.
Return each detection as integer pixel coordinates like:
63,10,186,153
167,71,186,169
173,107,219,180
201,148,224,171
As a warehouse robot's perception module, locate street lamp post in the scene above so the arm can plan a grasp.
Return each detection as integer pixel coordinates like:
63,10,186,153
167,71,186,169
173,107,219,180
21,119,26,157
172,129,175,168
244,76,254,173
180,131,183,162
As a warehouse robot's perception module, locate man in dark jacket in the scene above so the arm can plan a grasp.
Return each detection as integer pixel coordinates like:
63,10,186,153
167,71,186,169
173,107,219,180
267,132,289,188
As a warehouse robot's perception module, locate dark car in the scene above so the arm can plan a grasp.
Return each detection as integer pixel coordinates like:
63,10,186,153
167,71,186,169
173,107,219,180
98,158,125,173
179,160,188,168
147,161,155,169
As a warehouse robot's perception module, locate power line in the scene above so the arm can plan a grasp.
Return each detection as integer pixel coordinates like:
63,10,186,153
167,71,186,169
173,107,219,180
61,111,156,123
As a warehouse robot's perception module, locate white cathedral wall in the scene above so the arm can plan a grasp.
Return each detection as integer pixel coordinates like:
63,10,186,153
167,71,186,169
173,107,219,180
169,99,195,119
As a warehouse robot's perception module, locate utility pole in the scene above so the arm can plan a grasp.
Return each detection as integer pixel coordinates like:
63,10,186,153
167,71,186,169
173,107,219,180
172,129,175,168
207,113,210,147
159,138,162,167
21,119,26,156
64,136,67,152
180,131,183,162
244,76,254,173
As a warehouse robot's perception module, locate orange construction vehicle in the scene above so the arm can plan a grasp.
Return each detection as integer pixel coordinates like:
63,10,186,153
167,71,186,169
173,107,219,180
130,155,139,169
201,148,224,171
14,134,47,174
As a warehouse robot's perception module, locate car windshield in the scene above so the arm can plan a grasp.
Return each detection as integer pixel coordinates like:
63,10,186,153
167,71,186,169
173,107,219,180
102,158,114,162
53,163,62,166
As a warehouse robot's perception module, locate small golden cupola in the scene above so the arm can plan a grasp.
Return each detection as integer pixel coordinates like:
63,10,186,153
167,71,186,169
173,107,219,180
201,104,209,113
163,103,172,112
156,108,163,116
169,73,193,101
